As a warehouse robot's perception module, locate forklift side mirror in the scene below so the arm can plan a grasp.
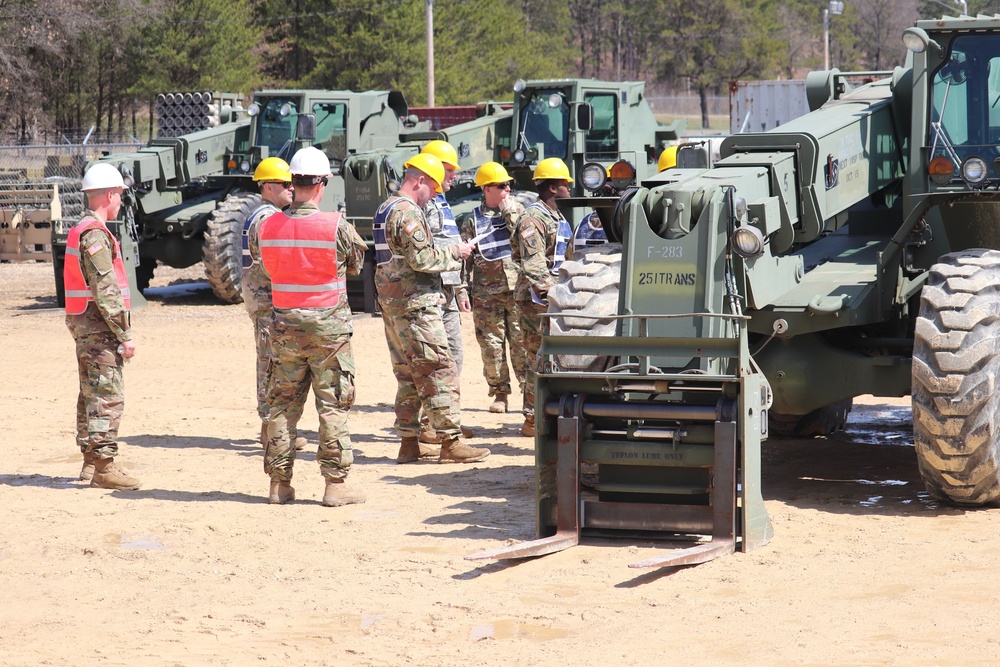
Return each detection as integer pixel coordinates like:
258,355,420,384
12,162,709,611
576,103,594,132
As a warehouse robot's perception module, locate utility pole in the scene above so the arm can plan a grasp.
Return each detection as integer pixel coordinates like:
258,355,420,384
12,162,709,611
426,0,435,107
823,1,844,71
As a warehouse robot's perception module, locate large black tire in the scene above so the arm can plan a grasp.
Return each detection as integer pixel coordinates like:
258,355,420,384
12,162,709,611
546,243,622,372
202,192,261,304
912,249,1000,506
769,399,852,438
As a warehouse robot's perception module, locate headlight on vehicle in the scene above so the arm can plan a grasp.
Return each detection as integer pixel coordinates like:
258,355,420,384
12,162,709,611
247,102,260,117
961,156,988,186
240,160,251,174
732,225,766,259
580,163,607,192
512,149,526,164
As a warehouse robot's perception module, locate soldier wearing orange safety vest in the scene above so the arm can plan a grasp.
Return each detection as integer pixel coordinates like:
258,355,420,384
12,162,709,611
257,146,368,507
64,162,141,490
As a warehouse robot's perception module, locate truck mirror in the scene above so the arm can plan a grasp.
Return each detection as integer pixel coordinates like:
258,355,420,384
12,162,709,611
577,103,594,131
296,114,317,142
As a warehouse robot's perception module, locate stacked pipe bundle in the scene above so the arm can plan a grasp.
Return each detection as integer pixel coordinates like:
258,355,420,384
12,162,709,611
154,92,243,138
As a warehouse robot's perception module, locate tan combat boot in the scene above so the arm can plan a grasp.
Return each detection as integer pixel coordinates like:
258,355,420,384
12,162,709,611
418,425,442,444
90,458,142,490
268,480,295,504
439,437,490,464
322,478,366,507
79,451,98,482
489,393,508,414
461,425,475,438
520,415,535,437
396,436,422,464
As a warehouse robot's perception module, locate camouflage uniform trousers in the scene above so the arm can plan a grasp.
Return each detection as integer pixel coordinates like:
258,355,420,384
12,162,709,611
74,331,125,459
418,286,463,431
472,290,526,397
251,308,305,431
441,285,463,376
264,319,356,482
518,299,547,418
380,299,462,439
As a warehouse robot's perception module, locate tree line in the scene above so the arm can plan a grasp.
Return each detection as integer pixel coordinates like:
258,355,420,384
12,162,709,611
0,0,986,139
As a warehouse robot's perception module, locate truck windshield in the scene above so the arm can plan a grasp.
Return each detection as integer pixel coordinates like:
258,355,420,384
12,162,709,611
519,89,568,159
930,34,1000,163
255,97,299,159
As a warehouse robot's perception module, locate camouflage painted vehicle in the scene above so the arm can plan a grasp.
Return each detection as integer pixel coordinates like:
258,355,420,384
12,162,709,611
53,90,426,305
470,14,1000,568
342,78,685,311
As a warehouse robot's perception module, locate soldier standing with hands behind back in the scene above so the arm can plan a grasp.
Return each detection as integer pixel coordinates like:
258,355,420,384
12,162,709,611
240,157,307,449
64,162,141,490
257,147,366,507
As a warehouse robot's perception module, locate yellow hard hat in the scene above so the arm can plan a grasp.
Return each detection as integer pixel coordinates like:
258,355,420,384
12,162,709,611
532,157,573,183
253,157,292,182
421,139,460,169
404,152,445,193
658,146,678,172
475,162,512,187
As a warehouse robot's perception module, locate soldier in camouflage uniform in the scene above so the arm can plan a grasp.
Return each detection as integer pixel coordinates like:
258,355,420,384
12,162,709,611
64,163,141,490
240,157,309,450
510,158,574,437
417,140,475,444
256,147,368,507
373,153,489,464
460,162,526,414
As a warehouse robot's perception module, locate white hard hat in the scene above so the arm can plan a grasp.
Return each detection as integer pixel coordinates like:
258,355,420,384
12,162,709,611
81,163,126,192
288,147,332,178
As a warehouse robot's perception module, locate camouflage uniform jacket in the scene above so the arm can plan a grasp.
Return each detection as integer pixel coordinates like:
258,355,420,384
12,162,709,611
511,201,567,302
242,201,281,316
460,199,523,296
65,210,132,341
374,194,464,310
252,201,366,335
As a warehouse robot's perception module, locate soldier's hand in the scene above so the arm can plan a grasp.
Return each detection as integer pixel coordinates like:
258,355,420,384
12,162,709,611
120,340,137,359
453,241,474,260
457,293,472,312
497,194,514,213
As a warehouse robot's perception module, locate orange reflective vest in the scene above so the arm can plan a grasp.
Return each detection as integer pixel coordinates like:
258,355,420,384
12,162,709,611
64,218,131,315
258,210,345,309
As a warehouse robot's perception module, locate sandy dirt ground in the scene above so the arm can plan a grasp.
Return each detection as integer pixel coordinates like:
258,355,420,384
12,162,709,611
3,261,1000,667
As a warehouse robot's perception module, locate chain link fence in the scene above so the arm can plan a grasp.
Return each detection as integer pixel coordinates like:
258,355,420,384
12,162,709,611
646,95,728,117
0,143,142,261
0,142,142,220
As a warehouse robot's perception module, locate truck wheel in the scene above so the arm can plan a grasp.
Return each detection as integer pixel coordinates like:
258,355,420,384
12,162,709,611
769,400,852,437
912,249,1000,506
202,192,260,304
546,243,622,372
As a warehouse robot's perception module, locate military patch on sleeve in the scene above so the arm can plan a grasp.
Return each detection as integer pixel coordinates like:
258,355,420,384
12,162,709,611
404,221,420,235
520,228,535,238
86,242,105,256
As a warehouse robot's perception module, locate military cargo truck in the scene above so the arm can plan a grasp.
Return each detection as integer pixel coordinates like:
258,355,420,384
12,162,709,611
342,78,685,311
53,89,427,305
